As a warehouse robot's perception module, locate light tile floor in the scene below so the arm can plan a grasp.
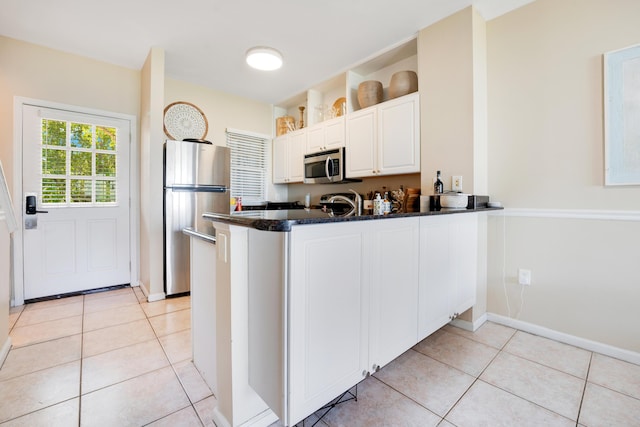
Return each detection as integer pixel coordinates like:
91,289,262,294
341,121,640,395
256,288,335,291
1,287,639,426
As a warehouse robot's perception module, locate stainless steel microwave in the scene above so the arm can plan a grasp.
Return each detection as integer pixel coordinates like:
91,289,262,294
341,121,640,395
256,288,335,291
304,147,358,184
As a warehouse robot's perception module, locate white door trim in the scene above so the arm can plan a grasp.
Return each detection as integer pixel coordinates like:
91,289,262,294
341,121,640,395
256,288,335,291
12,97,139,306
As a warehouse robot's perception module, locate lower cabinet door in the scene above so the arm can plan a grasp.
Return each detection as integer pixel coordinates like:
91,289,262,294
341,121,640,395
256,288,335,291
287,222,370,425
418,214,479,340
418,216,454,340
368,218,419,370
451,213,478,316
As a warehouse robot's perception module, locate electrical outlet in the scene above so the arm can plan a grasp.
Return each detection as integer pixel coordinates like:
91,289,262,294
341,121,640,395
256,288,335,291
452,176,463,192
518,268,532,286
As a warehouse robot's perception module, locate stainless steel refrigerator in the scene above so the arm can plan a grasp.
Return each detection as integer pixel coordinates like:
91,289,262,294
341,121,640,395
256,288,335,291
163,140,230,296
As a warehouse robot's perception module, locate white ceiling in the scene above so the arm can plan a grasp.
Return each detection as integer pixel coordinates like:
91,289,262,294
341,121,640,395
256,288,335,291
0,0,534,105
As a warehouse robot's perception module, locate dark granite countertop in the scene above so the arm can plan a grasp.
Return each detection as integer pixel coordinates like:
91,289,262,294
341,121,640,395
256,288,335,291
202,206,503,232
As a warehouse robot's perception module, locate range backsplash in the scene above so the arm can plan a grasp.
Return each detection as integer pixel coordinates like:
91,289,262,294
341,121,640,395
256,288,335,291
287,173,421,206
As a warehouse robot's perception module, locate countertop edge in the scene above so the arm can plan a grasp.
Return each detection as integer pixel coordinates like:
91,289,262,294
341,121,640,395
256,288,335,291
203,207,504,232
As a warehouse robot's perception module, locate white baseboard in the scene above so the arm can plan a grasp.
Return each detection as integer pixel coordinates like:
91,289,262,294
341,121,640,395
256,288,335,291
212,404,278,427
0,336,12,366
146,292,166,302
212,408,231,427
136,281,165,302
450,313,488,332
487,313,640,366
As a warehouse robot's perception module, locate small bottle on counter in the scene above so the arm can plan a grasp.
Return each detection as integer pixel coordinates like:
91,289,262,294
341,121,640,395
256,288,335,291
434,170,444,194
382,191,391,215
235,197,242,211
373,193,383,215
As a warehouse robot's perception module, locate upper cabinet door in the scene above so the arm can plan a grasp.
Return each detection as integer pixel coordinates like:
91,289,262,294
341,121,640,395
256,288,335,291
289,131,306,183
345,108,377,178
324,117,345,150
305,117,345,154
272,135,289,184
306,126,325,154
273,131,305,184
378,93,420,175
345,93,420,179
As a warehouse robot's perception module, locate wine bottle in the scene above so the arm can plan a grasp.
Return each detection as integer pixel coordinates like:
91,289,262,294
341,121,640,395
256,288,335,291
434,170,444,194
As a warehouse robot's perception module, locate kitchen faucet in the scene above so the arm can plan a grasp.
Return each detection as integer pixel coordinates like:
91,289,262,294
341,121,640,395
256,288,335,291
327,189,362,216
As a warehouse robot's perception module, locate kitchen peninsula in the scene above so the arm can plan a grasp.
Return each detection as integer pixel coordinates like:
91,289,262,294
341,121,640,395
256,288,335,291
190,206,499,427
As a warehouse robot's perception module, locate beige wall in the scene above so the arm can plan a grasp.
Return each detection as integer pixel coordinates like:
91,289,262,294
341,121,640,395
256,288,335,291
487,0,640,210
486,0,640,352
418,7,489,325
418,7,477,195
165,78,272,147
0,36,140,194
0,38,274,301
0,221,10,361
0,36,141,304
139,48,166,299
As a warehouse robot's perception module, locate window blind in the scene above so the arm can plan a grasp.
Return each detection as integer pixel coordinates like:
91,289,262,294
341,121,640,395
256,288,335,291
226,130,268,205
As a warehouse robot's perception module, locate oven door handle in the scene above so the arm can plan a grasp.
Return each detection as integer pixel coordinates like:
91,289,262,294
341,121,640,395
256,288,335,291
325,156,334,182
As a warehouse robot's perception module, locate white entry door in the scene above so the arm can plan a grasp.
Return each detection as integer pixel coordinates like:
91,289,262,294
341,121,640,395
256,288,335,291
21,105,131,300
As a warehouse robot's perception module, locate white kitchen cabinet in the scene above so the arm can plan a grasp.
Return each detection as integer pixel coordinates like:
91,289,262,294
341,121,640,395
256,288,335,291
346,93,420,178
377,92,420,175
273,130,305,183
418,213,478,340
368,217,419,372
286,217,419,425
287,221,370,425
208,223,279,427
345,107,376,177
212,212,480,426
189,235,217,396
305,116,345,153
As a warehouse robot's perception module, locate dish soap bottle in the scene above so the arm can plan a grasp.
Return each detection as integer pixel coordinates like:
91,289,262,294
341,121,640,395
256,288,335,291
373,193,383,215
434,170,443,194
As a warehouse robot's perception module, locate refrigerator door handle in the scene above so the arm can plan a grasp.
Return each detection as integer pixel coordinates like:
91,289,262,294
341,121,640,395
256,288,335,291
183,227,216,244
166,185,228,192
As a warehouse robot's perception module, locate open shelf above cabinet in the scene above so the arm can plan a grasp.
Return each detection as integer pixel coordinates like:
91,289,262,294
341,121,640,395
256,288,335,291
274,36,418,135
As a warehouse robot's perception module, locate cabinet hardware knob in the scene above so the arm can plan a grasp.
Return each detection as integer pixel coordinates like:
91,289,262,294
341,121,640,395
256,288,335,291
362,370,370,378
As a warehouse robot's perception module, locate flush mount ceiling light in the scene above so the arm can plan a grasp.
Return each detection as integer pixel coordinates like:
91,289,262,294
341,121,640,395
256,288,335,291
246,46,283,71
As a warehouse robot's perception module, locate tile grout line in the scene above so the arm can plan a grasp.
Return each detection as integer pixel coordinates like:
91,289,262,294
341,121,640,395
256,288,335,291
437,329,511,424
139,293,206,426
78,293,86,427
369,374,443,424
486,330,582,423
371,326,520,425
574,351,593,427
466,330,583,424
500,330,592,382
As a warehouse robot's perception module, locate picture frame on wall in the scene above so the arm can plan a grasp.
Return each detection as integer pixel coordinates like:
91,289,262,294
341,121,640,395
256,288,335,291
603,43,640,186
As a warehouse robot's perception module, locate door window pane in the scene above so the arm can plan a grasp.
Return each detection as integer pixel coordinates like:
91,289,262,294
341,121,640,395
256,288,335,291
96,126,116,150
70,179,92,203
42,120,66,146
96,153,116,176
96,180,116,203
42,148,66,175
42,178,66,204
71,151,92,176
70,123,92,148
